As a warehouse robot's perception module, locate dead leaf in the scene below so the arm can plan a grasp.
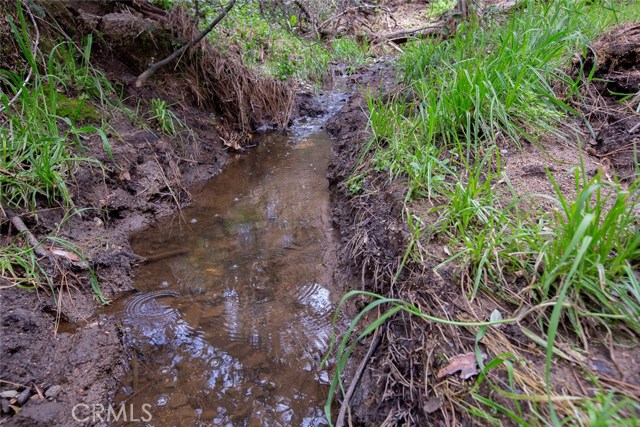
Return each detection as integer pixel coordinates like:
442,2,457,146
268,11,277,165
50,248,81,262
423,396,442,414
437,352,485,380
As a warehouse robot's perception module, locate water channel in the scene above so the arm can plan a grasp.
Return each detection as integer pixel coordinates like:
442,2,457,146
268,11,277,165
113,91,348,426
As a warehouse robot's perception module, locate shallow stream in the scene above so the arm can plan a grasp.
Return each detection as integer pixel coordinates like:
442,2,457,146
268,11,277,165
113,91,348,426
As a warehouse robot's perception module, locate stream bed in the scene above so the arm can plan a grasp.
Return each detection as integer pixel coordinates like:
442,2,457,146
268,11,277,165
112,91,348,426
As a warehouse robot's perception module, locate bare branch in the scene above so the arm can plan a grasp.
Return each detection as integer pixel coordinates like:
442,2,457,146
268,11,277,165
134,0,236,88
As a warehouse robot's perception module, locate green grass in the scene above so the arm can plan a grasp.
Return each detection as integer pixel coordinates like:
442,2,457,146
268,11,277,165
153,1,371,84
426,0,457,19
541,170,640,335
331,37,371,74
1,3,110,302
148,98,191,140
330,0,640,425
201,0,333,82
368,0,640,197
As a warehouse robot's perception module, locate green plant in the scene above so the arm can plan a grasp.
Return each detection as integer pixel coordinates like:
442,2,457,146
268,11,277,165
149,98,181,137
541,169,640,342
321,290,572,426
331,37,370,74
48,36,115,106
580,391,640,427
0,2,108,303
425,0,457,19
0,214,108,305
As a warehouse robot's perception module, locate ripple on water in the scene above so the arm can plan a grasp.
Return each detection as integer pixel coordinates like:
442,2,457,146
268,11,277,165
123,290,181,324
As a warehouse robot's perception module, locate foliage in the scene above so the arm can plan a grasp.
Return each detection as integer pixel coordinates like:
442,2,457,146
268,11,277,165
0,23,110,209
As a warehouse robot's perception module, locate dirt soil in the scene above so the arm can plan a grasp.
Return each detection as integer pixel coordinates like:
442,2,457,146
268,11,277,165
0,57,228,427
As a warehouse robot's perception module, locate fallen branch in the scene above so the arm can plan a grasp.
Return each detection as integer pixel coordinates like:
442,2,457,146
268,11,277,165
3,209,49,259
140,247,191,263
381,22,444,44
134,0,236,88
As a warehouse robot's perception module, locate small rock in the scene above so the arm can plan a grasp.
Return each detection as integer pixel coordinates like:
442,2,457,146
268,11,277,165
168,392,188,409
258,378,276,391
16,387,31,406
45,385,62,399
159,281,170,288
0,398,9,414
0,390,18,399
190,218,198,224
94,217,104,227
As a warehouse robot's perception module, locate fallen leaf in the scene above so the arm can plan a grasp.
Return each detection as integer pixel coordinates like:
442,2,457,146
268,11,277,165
423,396,442,414
437,352,485,380
490,309,503,329
50,248,81,262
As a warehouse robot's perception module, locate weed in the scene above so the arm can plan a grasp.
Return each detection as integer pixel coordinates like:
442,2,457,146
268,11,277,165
0,2,108,303
148,98,190,139
425,0,457,19
47,35,115,106
332,1,640,425
541,170,640,336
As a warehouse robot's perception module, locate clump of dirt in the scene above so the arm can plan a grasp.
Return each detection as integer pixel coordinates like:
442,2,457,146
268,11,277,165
586,23,640,96
582,22,640,180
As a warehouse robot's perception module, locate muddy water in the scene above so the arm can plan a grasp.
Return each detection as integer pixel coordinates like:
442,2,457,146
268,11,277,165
115,99,347,426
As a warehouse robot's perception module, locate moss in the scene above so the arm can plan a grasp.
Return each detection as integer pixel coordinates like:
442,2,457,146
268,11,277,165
55,92,102,125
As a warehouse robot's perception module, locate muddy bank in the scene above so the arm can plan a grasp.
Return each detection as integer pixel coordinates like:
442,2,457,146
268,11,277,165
0,90,333,427
0,93,228,427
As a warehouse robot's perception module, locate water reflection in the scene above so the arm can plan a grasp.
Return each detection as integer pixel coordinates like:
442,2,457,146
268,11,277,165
116,125,339,426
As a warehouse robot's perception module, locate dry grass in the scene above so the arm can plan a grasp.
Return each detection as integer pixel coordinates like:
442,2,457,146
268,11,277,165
166,8,295,135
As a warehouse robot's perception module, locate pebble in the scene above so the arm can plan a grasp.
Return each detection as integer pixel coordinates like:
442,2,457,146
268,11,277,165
16,387,31,406
0,391,18,399
0,399,9,414
159,281,170,288
45,385,62,399
190,218,198,224
168,392,188,409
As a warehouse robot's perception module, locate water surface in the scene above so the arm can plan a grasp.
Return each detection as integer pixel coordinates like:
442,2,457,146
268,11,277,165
115,112,343,426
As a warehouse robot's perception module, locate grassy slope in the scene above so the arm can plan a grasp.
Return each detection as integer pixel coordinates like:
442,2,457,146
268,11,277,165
329,0,640,425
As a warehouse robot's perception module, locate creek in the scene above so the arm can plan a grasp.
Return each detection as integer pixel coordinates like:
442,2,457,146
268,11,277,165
112,89,349,426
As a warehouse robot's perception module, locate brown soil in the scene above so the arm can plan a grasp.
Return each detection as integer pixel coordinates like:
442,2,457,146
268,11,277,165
583,23,640,181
